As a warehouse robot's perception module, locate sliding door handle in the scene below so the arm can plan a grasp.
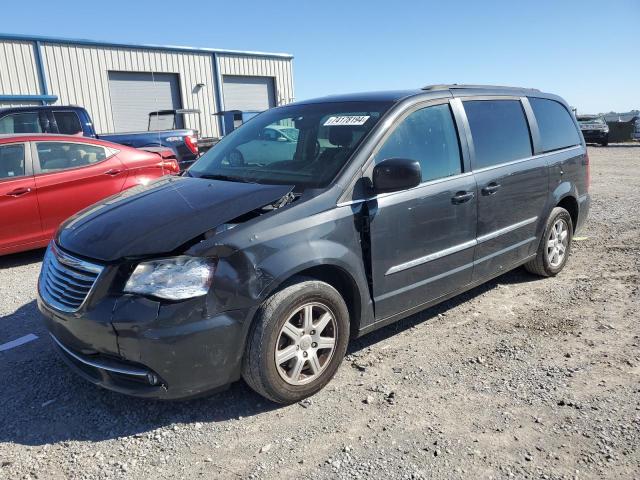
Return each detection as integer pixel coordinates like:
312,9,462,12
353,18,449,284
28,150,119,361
481,183,501,195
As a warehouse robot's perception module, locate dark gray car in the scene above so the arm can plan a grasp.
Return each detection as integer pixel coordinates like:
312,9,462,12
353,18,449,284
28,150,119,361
37,85,590,403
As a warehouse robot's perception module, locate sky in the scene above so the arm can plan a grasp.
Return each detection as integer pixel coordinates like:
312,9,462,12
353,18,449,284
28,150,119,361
3,0,639,114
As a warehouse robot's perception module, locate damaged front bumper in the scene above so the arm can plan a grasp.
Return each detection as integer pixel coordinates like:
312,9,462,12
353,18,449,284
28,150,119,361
37,292,251,400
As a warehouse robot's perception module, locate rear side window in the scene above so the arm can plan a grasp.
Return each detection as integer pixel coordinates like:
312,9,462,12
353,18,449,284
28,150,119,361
464,100,532,169
529,98,581,152
0,113,43,134
0,144,26,179
36,142,109,173
375,104,462,182
53,111,83,135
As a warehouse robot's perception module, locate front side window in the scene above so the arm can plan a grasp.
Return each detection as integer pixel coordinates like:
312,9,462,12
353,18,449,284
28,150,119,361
189,101,393,189
531,98,582,152
0,113,43,134
0,144,26,180
374,104,462,182
464,100,532,169
53,111,83,135
36,142,109,173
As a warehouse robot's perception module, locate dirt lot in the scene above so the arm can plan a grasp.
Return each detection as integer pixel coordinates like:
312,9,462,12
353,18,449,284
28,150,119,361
0,145,638,480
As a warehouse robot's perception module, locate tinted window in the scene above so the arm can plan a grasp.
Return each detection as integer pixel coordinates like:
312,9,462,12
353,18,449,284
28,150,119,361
53,111,83,135
37,142,108,173
0,144,26,179
0,113,43,134
464,100,532,169
375,104,462,182
530,98,581,152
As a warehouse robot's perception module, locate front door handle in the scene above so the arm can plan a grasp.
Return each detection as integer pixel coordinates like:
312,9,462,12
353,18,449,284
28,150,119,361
451,191,475,204
104,169,123,176
481,182,501,195
6,187,32,197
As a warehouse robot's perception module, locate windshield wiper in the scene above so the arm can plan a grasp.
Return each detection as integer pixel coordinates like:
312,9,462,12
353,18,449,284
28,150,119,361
196,174,256,183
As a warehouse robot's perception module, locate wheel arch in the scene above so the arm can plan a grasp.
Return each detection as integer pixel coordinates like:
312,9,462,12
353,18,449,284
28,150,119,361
257,261,366,341
556,195,579,232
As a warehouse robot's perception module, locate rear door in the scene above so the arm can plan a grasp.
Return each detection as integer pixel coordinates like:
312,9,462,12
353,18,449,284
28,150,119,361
459,97,548,280
0,142,43,252
32,141,126,238
367,100,477,320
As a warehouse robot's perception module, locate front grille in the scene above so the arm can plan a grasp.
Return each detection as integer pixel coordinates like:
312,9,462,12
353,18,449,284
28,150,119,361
39,243,104,312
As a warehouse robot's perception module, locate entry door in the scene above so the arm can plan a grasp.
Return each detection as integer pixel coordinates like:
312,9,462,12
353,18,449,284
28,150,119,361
0,143,42,252
367,102,477,320
461,99,549,280
33,141,126,239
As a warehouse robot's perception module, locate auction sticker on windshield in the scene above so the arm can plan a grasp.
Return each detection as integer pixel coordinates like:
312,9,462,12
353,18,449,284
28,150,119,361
324,115,370,126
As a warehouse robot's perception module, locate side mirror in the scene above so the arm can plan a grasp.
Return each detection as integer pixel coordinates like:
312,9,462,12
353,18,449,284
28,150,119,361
372,158,421,194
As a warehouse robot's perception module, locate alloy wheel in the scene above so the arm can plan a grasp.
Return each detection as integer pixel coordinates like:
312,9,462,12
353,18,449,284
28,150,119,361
274,302,337,386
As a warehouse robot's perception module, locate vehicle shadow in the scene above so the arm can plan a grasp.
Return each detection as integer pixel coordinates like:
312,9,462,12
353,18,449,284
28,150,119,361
347,266,540,353
0,267,540,447
0,248,46,269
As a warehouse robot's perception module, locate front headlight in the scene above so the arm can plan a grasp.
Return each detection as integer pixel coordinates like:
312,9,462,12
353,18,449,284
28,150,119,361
124,256,215,300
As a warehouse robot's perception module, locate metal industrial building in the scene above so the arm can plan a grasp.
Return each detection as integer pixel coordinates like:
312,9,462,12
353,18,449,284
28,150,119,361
0,33,294,137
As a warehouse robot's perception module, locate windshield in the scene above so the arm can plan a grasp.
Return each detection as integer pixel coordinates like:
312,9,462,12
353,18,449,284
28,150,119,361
188,101,393,189
577,116,605,125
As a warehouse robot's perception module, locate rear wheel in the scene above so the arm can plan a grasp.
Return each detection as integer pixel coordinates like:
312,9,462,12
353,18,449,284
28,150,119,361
242,278,350,404
525,207,573,277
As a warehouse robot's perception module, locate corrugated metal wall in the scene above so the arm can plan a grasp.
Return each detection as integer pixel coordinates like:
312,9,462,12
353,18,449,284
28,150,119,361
40,43,220,137
0,40,41,96
217,54,295,107
0,38,294,138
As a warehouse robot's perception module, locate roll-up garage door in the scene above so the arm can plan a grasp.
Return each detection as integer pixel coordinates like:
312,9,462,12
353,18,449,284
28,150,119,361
108,72,183,132
222,76,276,111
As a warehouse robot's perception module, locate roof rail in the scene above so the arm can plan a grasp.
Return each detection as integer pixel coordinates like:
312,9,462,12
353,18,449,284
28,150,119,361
421,84,540,92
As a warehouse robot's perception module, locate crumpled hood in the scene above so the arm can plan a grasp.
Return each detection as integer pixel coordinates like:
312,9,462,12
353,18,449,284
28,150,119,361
56,176,293,262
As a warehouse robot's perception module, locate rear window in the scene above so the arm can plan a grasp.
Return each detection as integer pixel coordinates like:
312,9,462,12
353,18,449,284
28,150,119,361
53,111,83,135
464,100,532,169
36,142,109,173
529,98,581,152
0,112,42,134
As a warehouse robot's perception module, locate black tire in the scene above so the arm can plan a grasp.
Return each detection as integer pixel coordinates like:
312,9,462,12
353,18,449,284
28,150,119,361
242,277,350,404
600,140,608,147
525,207,573,277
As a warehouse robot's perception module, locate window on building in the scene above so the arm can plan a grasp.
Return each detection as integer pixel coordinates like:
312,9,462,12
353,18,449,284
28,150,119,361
0,113,43,134
529,98,581,152
53,111,83,135
0,144,26,180
464,100,532,169
37,142,109,173
375,104,462,182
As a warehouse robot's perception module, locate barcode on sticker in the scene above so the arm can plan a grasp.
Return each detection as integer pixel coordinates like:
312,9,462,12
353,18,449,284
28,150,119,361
324,115,370,126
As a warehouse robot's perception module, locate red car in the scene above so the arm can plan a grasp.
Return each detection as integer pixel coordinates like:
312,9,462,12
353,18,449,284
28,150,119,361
0,134,179,256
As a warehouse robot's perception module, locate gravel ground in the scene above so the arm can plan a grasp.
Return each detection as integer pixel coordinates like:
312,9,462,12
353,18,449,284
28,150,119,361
1,145,639,480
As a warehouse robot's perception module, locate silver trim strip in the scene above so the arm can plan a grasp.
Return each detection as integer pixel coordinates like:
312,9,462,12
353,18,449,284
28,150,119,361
384,216,538,276
476,216,538,244
385,239,476,275
50,334,150,377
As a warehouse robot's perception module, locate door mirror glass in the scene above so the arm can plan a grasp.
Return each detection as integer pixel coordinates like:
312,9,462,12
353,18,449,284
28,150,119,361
373,158,421,194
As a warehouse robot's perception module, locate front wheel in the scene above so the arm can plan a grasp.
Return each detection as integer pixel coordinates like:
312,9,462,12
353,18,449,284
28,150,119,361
525,207,573,277
242,278,350,404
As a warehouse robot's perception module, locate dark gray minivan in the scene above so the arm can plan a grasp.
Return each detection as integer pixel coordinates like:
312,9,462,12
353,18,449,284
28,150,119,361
37,85,590,403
